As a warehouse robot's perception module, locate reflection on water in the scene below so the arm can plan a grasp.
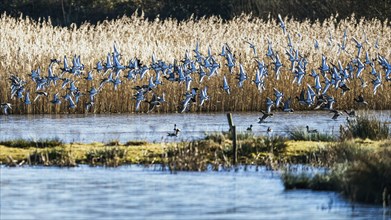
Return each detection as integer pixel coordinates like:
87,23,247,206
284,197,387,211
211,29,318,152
0,165,388,220
0,111,390,143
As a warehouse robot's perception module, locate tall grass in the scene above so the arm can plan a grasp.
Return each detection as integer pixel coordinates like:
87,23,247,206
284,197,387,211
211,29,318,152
85,147,127,167
161,132,288,171
343,147,391,205
0,138,63,148
283,140,391,205
341,113,390,140
310,141,370,166
288,126,336,142
282,170,340,191
28,147,76,166
0,13,390,114
162,140,230,172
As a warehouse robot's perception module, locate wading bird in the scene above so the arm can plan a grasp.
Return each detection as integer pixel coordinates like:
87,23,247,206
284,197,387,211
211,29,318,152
167,124,181,137
306,125,318,133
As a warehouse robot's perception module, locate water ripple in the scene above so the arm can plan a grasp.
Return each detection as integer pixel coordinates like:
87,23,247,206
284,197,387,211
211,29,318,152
0,165,388,220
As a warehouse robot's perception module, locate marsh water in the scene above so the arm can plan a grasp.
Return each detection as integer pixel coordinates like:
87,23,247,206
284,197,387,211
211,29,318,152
1,111,390,143
1,111,390,219
1,165,388,220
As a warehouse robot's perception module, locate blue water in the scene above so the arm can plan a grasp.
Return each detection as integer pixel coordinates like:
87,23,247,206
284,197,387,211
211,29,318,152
0,165,388,220
1,111,390,143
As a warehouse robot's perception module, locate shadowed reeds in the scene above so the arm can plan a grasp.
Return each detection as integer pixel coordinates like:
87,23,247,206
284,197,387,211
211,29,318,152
27,147,76,167
85,147,127,167
282,141,391,205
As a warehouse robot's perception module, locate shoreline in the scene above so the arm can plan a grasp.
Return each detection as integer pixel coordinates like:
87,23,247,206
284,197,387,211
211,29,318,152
1,136,390,206
1,138,387,166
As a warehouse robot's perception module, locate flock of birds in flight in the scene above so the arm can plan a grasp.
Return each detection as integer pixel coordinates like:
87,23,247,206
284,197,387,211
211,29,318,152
1,15,390,136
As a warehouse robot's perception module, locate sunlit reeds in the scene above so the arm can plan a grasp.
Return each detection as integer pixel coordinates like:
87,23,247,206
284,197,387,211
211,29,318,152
0,12,390,114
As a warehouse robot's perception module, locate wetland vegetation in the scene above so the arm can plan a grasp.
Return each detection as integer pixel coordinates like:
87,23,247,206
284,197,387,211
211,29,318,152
1,10,390,114
1,114,390,205
1,1,390,212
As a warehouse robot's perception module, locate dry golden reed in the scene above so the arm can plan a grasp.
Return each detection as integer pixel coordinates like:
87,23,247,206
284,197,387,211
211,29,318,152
0,13,390,114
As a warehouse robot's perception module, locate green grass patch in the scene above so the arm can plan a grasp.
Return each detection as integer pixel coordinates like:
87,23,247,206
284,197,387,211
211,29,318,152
0,138,63,148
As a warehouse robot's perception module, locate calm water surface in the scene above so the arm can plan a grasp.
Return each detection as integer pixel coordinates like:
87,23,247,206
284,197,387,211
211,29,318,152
1,111,390,143
1,165,388,220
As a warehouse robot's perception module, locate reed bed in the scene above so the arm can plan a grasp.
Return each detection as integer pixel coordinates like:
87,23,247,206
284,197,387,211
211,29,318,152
85,147,127,167
0,138,63,148
283,114,391,204
0,13,390,114
341,113,390,140
288,126,336,142
160,132,289,171
282,141,391,205
27,147,76,167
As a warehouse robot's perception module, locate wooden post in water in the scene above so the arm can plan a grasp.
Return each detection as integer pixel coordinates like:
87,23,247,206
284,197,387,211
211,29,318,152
226,113,237,165
232,125,237,165
226,113,234,131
